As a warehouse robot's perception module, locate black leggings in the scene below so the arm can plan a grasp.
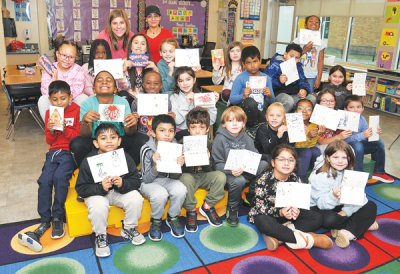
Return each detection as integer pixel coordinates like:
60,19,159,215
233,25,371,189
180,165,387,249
310,200,377,239
254,209,323,243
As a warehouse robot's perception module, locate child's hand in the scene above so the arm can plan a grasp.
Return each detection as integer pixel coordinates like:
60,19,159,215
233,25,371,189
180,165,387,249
298,89,307,99
168,61,175,75
152,152,161,170
263,87,272,98
314,78,321,89
231,167,243,177
277,125,288,138
280,207,292,219
214,91,220,102
303,41,313,53
186,93,194,104
308,128,319,138
346,83,353,91
51,68,58,81
317,125,327,135
111,176,122,188
124,114,138,127
168,111,176,119
340,129,352,140
146,61,159,72
62,119,66,131
132,112,140,119
47,118,55,134
191,65,201,72
102,176,112,192
290,206,300,220
332,185,342,199
82,110,100,124
363,127,373,138
177,155,185,166
123,60,133,72
213,64,221,72
377,126,382,135
279,74,288,84
337,210,347,217
243,87,251,99
207,148,210,159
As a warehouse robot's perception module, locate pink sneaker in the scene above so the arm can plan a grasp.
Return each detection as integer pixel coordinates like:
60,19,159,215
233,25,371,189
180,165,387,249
372,173,394,183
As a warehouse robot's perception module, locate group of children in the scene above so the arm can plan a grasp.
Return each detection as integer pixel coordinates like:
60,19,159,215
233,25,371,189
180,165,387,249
17,15,394,258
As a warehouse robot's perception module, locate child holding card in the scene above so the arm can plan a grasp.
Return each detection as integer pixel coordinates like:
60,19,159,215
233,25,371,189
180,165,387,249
18,81,80,252
248,144,332,252
264,44,315,112
76,124,145,257
39,34,87,120
140,115,187,241
212,107,268,226
171,66,218,141
309,140,378,248
179,107,226,232
212,41,244,103
343,96,393,182
321,65,352,109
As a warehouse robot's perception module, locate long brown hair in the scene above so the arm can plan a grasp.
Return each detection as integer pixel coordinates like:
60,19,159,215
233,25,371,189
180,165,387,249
225,41,244,80
316,140,356,179
173,66,199,94
107,9,131,52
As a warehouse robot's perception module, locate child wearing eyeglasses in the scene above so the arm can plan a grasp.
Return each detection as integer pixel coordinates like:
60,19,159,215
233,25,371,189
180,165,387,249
248,144,332,252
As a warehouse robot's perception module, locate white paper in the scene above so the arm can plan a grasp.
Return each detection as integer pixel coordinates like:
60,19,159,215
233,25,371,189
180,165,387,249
368,116,380,142
194,93,216,108
286,113,306,143
49,106,64,131
340,170,368,206
94,59,124,79
224,149,262,175
275,182,311,210
183,135,209,167
279,58,299,85
156,141,183,173
137,94,169,116
337,110,360,132
309,104,342,131
99,104,125,122
87,148,129,183
299,29,321,46
249,76,267,89
175,49,200,67
352,73,367,96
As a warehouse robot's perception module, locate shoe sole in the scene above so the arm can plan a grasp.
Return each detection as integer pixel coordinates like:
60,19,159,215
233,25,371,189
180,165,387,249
335,231,350,248
166,220,185,238
225,220,239,227
95,250,111,257
262,234,278,251
148,233,163,242
120,230,146,245
185,225,198,233
331,229,338,238
131,238,146,246
372,176,394,183
368,221,379,231
199,207,223,227
18,233,43,252
51,224,65,239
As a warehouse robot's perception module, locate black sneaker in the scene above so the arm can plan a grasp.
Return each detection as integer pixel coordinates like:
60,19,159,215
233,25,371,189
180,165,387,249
185,210,198,233
226,206,239,227
77,195,84,202
243,192,254,207
199,204,223,227
18,222,51,252
149,218,163,241
95,234,110,257
51,218,65,239
166,215,185,238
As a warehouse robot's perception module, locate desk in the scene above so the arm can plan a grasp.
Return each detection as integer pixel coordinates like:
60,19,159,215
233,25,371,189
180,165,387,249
4,65,41,77
201,85,223,94
5,74,42,85
195,70,213,79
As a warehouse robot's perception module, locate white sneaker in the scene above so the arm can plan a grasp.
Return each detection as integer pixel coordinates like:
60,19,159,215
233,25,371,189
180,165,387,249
95,234,110,257
121,227,146,246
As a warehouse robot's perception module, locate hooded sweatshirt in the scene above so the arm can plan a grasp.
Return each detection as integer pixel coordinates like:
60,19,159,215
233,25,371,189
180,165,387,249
309,155,367,217
140,135,181,184
157,58,176,98
212,126,259,175
254,123,289,163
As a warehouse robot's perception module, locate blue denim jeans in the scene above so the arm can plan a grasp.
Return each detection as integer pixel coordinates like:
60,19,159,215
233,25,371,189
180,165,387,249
295,147,321,182
307,77,317,94
348,139,386,174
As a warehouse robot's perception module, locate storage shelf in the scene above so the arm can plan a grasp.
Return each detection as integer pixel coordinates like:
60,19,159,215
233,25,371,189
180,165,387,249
375,91,400,99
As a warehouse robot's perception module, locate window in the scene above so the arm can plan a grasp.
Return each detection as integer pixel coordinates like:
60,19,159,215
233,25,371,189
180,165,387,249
275,5,295,54
321,17,349,63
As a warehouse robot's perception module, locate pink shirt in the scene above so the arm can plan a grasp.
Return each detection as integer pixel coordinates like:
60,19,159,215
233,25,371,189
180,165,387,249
81,63,95,96
41,62,85,99
96,29,134,59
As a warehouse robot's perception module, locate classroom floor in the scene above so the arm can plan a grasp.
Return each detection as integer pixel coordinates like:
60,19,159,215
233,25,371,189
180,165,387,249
0,90,400,225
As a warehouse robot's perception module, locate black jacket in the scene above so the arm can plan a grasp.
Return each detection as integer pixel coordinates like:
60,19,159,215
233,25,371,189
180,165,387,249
254,123,290,163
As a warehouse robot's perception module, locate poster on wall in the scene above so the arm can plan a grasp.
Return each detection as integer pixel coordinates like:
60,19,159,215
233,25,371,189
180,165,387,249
227,12,235,44
384,5,400,24
146,0,207,45
240,0,261,20
15,1,31,22
241,20,254,43
380,28,397,47
377,51,393,69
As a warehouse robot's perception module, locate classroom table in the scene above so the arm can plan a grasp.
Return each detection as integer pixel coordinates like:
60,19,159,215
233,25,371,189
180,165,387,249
195,69,213,79
4,65,41,77
200,85,223,94
4,73,42,85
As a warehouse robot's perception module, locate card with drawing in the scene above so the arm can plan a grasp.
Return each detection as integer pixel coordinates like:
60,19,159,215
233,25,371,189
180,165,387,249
73,0,80,7
49,106,64,131
39,54,57,77
183,135,209,167
299,29,321,46
92,9,98,18
74,21,81,31
87,148,129,183
224,149,262,175
280,57,299,85
74,32,81,42
249,76,267,89
137,94,169,116
194,93,216,108
352,73,367,96
211,49,224,67
309,104,342,131
285,113,306,143
340,170,368,206
57,21,64,32
183,135,208,152
129,53,149,67
157,141,183,173
175,49,200,67
125,0,131,8
368,116,380,142
99,104,125,122
125,9,131,18
337,110,360,132
92,20,99,30
275,182,311,209
92,0,99,7
56,8,63,20
73,9,80,19
110,0,117,8
56,0,63,6
94,59,124,79
92,31,99,41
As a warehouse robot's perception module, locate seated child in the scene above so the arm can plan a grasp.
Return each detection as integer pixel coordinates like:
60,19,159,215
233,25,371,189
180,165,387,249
212,106,268,226
343,95,393,183
140,115,187,241
180,107,226,232
321,65,352,109
18,81,80,252
309,140,378,248
229,46,275,128
76,123,144,257
248,144,332,251
294,99,326,180
264,44,316,113
131,71,176,135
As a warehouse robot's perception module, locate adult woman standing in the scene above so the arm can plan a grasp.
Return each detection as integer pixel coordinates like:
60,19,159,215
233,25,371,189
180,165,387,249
97,9,134,59
139,5,174,64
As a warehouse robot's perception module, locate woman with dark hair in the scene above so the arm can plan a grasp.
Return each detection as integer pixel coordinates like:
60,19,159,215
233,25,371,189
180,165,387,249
139,5,174,64
96,9,134,59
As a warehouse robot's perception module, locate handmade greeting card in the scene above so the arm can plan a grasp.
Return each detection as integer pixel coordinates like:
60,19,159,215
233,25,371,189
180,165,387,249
74,21,81,31
369,116,380,142
57,21,64,32
129,53,149,67
39,54,57,77
340,170,368,206
137,94,169,116
92,20,99,30
56,8,63,19
275,182,311,210
194,93,216,108
87,148,129,183
211,49,224,67
99,104,125,122
157,141,183,173
249,76,267,89
286,113,306,143
110,0,117,8
125,0,131,8
92,31,99,41
183,135,209,167
74,32,81,42
56,0,63,6
49,106,64,131
299,29,321,46
337,110,360,132
92,0,99,7
352,73,367,96
73,0,80,7
310,104,342,131
93,59,124,79
280,57,299,85
73,9,80,19
224,149,262,175
92,9,98,18
175,49,200,67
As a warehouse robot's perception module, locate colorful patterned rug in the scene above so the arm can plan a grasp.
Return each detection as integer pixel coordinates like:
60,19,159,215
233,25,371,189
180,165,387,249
1,178,400,274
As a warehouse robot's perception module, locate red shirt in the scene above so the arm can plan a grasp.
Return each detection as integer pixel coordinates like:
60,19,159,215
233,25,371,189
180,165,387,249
139,28,174,64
